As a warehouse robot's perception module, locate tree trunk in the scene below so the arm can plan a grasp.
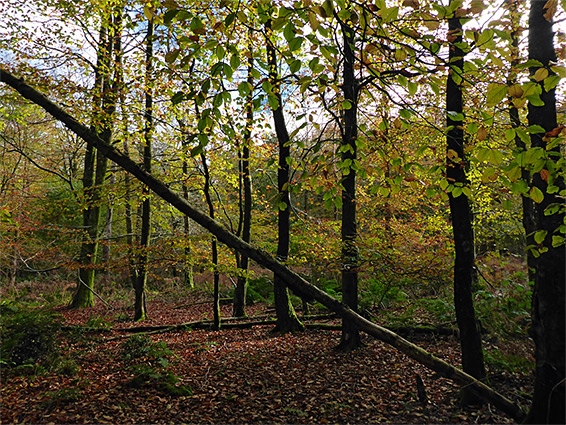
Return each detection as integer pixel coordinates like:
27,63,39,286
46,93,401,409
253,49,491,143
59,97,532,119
337,15,361,351
200,151,221,331
266,18,304,333
182,162,195,289
134,18,154,322
445,7,486,400
506,0,536,281
525,2,565,422
72,11,117,308
0,67,530,423
233,48,254,318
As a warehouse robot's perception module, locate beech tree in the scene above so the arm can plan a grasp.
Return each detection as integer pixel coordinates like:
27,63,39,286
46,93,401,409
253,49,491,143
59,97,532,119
264,8,304,333
72,2,122,308
444,2,486,398
525,1,565,422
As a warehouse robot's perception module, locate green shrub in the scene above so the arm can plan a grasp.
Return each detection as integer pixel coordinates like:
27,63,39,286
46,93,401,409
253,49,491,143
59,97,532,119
484,349,535,374
120,335,191,396
246,276,273,305
120,335,172,366
0,302,62,370
360,278,408,311
475,277,532,336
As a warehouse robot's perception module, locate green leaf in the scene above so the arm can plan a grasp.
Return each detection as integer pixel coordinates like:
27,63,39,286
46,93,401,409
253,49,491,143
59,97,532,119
527,94,545,107
230,53,240,70
515,59,543,70
171,91,184,105
544,203,561,216
289,59,302,73
534,230,547,244
527,125,546,134
238,82,251,97
489,149,503,165
165,49,180,64
289,37,303,52
486,83,508,106
530,186,544,203
552,235,565,247
408,81,418,96
505,128,515,141
544,74,561,92
341,100,352,110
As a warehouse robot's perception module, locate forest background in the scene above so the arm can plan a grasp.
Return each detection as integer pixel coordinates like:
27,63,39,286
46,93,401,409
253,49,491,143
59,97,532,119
0,0,564,423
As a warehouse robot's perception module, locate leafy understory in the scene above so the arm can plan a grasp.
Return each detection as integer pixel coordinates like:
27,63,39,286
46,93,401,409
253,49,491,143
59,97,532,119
0,294,532,424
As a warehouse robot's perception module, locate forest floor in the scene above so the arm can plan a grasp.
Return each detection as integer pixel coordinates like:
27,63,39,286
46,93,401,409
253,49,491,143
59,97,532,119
1,291,533,424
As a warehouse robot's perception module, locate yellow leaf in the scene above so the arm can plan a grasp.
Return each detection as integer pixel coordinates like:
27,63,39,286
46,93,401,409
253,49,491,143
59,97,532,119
534,67,549,82
508,84,524,98
530,186,544,203
543,0,558,21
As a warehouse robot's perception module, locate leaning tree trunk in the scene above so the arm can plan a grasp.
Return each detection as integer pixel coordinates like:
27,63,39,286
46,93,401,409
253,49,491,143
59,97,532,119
445,7,486,400
525,2,565,423
1,69,530,422
265,17,304,333
337,14,362,352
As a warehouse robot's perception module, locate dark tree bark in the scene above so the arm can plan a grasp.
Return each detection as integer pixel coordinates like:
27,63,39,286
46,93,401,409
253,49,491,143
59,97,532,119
337,15,362,351
506,0,536,281
526,2,565,422
265,18,304,333
200,151,221,331
181,158,195,289
133,18,154,322
0,69,527,421
445,8,486,398
177,119,195,289
233,49,254,318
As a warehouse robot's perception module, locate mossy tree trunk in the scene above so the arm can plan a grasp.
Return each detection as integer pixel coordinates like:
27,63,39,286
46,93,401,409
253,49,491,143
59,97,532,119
72,5,120,308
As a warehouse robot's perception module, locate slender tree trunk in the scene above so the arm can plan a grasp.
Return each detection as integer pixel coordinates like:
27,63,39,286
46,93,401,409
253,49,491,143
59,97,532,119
134,18,154,322
526,2,565,422
177,119,195,289
506,0,536,281
182,161,194,289
337,17,361,351
445,7,486,400
266,17,304,333
233,49,254,318
101,164,115,284
200,151,220,330
72,10,117,308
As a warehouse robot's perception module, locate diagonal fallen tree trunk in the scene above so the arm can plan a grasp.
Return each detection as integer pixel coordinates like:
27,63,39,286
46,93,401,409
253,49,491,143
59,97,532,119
0,68,526,422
